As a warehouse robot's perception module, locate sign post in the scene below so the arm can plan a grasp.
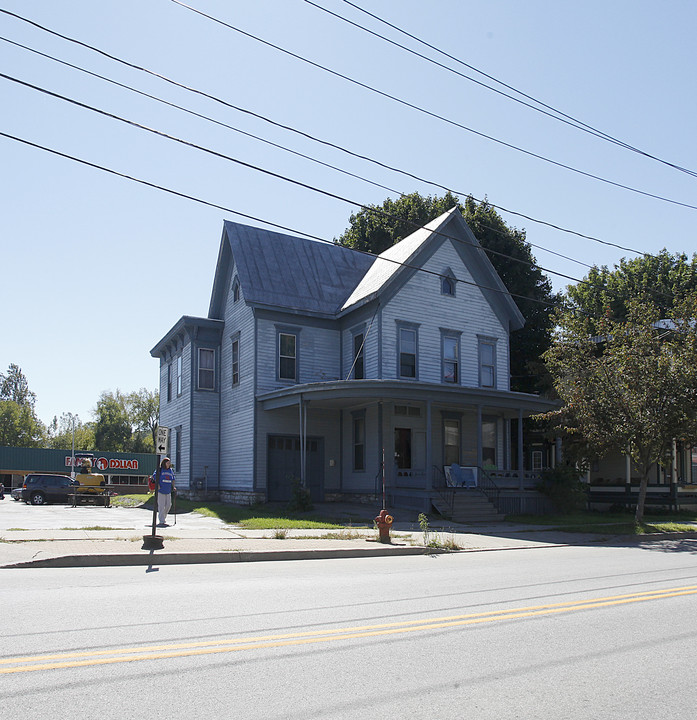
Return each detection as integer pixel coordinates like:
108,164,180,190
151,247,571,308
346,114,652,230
143,426,169,550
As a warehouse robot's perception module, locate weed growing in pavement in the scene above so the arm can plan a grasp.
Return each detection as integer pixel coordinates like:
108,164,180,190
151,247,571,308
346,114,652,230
418,513,431,545
273,528,289,539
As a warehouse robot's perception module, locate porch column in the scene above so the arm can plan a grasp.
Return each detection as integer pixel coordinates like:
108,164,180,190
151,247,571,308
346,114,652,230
298,395,307,489
426,400,432,490
555,437,562,466
672,440,678,485
476,405,483,472
517,409,524,490
625,454,631,487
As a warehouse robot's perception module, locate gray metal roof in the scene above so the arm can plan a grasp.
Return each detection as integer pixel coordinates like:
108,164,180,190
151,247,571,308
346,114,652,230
224,222,375,316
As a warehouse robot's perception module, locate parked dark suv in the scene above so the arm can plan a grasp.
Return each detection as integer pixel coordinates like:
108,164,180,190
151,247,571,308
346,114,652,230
21,474,78,505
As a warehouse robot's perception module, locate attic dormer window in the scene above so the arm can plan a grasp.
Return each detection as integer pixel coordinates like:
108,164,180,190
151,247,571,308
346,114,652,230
232,279,240,303
441,269,456,296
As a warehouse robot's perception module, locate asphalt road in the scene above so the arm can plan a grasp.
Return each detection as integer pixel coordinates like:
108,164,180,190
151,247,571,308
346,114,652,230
2,541,697,719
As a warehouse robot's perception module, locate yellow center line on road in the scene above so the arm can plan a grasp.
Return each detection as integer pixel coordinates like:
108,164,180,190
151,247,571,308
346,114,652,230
3,584,697,674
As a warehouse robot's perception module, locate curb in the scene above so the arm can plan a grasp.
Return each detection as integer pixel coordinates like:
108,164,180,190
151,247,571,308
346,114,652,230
3,545,444,569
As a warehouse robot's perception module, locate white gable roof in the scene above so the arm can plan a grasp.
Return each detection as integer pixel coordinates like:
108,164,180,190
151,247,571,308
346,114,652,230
341,208,459,311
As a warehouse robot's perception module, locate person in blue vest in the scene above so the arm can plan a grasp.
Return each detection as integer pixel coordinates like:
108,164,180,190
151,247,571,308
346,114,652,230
152,457,176,527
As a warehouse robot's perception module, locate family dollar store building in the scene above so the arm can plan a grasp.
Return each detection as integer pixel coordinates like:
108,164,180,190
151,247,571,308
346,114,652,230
0,446,157,493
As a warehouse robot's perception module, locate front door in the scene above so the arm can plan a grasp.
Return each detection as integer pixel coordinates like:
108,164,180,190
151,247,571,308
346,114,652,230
267,435,324,502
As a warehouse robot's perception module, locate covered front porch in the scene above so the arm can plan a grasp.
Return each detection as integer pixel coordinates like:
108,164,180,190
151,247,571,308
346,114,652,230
258,380,559,516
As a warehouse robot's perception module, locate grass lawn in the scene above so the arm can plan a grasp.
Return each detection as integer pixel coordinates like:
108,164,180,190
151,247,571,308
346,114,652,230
111,494,368,530
507,510,697,535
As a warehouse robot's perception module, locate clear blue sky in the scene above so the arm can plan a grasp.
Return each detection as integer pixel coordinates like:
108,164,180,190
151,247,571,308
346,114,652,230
2,0,696,427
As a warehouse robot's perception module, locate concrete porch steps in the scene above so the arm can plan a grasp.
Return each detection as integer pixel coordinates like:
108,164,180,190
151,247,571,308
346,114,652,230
433,489,506,523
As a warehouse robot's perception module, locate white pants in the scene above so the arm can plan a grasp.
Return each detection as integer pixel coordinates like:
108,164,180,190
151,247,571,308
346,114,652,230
158,492,172,524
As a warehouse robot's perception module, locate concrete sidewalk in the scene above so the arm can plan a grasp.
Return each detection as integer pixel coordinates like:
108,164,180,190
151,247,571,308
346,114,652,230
0,502,607,568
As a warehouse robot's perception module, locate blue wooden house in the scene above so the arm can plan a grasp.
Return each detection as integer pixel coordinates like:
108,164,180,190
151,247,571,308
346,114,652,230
150,208,557,517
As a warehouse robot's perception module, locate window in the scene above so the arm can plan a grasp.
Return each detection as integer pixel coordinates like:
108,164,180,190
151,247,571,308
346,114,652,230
352,332,364,380
279,332,297,381
482,417,497,467
176,356,182,396
353,412,365,471
232,279,240,303
479,338,497,388
394,428,412,469
441,268,456,296
198,348,215,390
231,337,240,386
175,427,182,472
167,363,172,402
395,405,421,417
441,331,460,384
397,324,418,379
532,450,543,471
444,418,460,465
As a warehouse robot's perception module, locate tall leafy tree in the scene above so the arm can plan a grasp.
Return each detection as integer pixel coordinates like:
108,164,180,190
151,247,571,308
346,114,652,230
541,297,697,523
0,363,37,408
127,388,159,451
0,401,45,447
94,391,132,452
337,193,558,392
567,250,697,335
46,413,96,451
0,364,45,447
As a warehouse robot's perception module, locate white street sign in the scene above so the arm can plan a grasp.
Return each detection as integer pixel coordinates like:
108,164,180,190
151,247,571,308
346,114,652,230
156,426,170,455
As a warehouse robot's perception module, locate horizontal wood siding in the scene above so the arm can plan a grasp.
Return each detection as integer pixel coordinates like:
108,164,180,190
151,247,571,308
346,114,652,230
256,317,341,394
191,335,220,489
381,240,509,389
219,264,256,491
159,342,192,486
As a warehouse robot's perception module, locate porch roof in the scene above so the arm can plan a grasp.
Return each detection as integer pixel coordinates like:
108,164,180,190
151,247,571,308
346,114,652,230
257,380,559,415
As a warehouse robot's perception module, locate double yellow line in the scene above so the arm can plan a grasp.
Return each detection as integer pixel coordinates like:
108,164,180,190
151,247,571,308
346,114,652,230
3,584,696,674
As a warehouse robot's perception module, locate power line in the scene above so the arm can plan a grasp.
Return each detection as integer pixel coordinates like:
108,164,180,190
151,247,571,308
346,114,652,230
0,8,659,259
170,0,697,211
0,71,584,289
320,0,697,179
2,34,591,272
0,36,401,198
0,131,556,310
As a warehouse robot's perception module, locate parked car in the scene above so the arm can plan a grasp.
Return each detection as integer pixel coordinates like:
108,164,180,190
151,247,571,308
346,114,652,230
11,487,22,501
21,474,79,505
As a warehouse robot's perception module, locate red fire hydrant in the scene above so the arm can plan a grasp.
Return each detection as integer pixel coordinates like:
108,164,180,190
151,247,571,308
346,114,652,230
375,509,394,543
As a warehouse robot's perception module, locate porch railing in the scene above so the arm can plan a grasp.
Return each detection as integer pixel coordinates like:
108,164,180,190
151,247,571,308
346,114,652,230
432,465,455,516
476,466,501,510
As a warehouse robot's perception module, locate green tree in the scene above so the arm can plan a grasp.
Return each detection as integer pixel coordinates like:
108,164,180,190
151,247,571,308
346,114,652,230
337,193,558,392
0,363,37,408
541,297,697,523
0,400,45,447
46,413,96,451
567,250,697,335
92,388,159,452
94,391,132,452
127,388,159,451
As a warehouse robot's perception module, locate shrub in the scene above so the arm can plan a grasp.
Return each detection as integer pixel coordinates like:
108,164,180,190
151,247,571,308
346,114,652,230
537,466,586,514
287,476,314,513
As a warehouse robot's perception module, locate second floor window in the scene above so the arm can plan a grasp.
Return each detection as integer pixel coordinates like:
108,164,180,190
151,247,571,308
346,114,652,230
176,356,182,396
479,339,497,388
198,348,215,390
399,327,417,379
279,332,297,381
167,363,172,402
353,333,364,379
231,338,240,386
443,335,459,384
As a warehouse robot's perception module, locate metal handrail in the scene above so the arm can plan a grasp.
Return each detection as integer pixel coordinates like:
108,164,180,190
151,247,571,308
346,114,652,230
432,465,454,517
476,466,501,509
